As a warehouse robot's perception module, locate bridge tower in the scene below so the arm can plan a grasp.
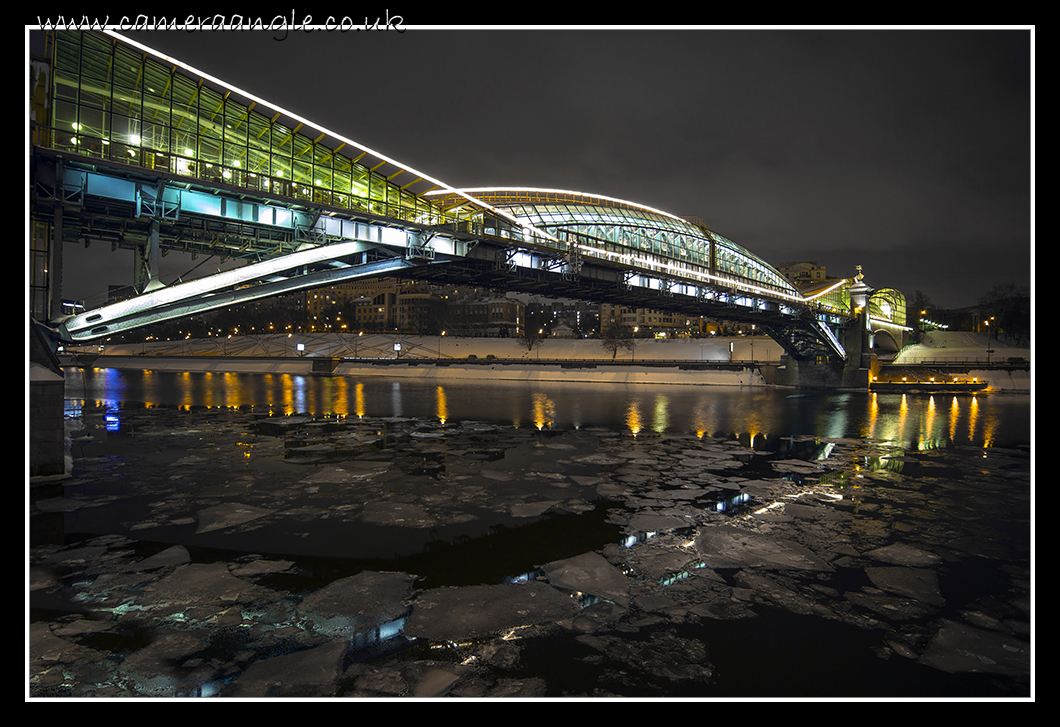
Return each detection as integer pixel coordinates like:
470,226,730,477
841,265,875,388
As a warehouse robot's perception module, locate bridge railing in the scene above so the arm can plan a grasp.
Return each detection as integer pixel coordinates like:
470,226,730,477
892,357,1029,368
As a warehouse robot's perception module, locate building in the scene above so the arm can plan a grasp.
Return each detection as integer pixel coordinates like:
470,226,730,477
777,261,828,286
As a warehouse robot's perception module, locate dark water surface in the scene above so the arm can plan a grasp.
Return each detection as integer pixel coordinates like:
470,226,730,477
64,367,1030,449
30,367,1032,699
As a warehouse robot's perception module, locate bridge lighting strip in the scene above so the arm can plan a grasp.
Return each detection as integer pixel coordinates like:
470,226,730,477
603,249,807,305
436,187,688,223
102,30,553,244
869,315,914,331
802,279,849,301
61,239,373,337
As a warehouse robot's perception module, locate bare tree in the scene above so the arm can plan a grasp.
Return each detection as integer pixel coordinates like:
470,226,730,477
979,284,1030,345
520,325,544,355
600,320,635,360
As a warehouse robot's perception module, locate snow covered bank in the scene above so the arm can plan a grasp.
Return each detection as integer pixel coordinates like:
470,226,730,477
890,331,1031,393
64,333,782,387
70,332,785,363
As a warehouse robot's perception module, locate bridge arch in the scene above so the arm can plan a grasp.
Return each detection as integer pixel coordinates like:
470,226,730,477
428,188,802,302
868,287,910,354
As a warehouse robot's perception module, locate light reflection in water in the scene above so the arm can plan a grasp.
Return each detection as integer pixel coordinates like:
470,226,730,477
652,395,669,434
532,392,556,430
224,373,240,409
436,386,448,424
355,382,365,418
293,375,307,413
625,397,642,436
65,369,1027,450
103,402,120,432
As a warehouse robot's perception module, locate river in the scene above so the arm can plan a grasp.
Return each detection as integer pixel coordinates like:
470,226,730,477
62,367,1029,448
30,367,1033,699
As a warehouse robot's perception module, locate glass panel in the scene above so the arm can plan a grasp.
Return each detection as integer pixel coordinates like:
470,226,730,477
53,98,78,133
224,98,249,143
79,33,112,83
271,123,293,157
247,113,271,156
291,157,312,185
143,62,172,100
77,104,107,141
170,74,198,121
111,44,141,90
111,112,141,147
198,134,221,166
141,119,168,150
79,77,110,111
333,168,351,196
196,84,223,128
54,33,81,74
223,141,247,172
111,65,142,119
350,167,369,205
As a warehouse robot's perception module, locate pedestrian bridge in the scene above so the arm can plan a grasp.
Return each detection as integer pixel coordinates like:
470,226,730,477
31,29,901,363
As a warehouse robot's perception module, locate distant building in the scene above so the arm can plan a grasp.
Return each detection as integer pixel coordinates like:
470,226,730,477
303,277,523,336
598,303,705,337
777,261,828,286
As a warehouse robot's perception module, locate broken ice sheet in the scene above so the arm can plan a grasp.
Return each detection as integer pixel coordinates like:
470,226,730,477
403,582,579,642
222,640,349,697
866,542,942,567
541,552,631,608
361,501,438,528
918,619,1029,677
195,503,276,533
510,500,562,518
864,566,945,607
694,526,833,572
299,463,390,483
137,563,279,612
298,571,415,638
770,459,825,474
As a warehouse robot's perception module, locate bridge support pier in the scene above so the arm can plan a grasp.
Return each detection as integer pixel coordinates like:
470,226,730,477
30,320,66,478
775,308,873,390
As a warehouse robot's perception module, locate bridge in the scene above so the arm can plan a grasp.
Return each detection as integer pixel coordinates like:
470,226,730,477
29,29,908,372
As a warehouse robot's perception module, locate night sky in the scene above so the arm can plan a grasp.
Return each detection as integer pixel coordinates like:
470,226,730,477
46,26,1033,311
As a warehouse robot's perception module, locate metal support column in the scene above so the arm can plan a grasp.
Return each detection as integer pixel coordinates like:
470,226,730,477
48,204,63,320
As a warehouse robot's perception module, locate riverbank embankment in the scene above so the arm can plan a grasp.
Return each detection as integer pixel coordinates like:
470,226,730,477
60,330,1031,391
62,334,780,387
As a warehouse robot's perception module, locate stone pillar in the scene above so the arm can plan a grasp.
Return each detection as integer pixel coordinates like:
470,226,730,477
29,320,67,478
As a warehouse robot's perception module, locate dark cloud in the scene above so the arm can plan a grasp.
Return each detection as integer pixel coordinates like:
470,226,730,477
90,27,1033,309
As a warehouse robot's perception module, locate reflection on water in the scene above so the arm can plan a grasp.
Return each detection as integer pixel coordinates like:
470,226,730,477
64,367,1030,450
532,392,556,430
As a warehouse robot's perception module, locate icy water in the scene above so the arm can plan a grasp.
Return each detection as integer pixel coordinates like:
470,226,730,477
29,368,1032,699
